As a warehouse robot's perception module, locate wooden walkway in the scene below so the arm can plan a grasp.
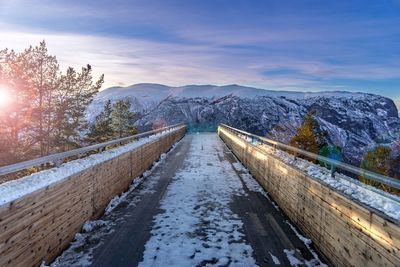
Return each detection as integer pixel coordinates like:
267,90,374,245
54,134,326,267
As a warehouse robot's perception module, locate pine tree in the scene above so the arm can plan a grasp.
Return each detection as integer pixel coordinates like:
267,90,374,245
0,41,104,165
67,65,103,143
0,48,36,162
111,100,137,138
360,146,392,191
290,111,327,158
53,65,104,151
88,100,114,143
29,41,59,156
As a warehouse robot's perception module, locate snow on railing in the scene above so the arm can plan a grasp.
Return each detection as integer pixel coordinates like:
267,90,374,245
0,123,186,176
220,123,400,192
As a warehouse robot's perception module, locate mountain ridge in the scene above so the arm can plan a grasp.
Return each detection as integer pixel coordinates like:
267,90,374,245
89,83,388,120
97,83,378,99
87,83,400,167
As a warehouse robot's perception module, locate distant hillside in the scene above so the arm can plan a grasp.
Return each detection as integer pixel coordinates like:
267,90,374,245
87,83,377,122
87,83,400,167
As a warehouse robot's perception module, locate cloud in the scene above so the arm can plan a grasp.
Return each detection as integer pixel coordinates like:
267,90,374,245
1,0,400,109
0,28,260,88
1,25,400,97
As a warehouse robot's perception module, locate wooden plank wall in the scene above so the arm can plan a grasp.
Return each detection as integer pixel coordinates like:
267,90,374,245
0,126,186,267
218,126,400,267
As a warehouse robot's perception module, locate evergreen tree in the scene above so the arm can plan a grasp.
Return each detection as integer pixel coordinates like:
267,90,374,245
0,41,104,165
290,111,327,158
26,41,59,156
360,146,392,191
88,100,114,143
53,65,104,151
0,48,38,162
111,100,137,138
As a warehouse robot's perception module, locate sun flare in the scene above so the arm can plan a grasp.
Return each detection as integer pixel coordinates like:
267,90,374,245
0,86,12,107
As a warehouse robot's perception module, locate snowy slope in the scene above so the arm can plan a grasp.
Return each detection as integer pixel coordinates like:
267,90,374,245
86,83,371,122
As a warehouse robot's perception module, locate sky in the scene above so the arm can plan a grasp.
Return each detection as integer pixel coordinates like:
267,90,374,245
0,0,399,108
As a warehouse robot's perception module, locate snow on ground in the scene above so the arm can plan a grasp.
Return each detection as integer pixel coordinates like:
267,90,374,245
82,220,108,233
44,138,183,267
0,129,176,206
139,134,257,267
283,249,324,267
104,149,173,215
284,249,304,266
285,220,327,267
238,134,400,221
104,176,144,215
269,252,281,265
45,133,327,267
232,162,267,196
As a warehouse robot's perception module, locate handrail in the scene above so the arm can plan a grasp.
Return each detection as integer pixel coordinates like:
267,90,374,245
219,123,400,190
0,123,186,176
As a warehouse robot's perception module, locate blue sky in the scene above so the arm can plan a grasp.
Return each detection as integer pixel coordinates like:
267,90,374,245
0,0,399,107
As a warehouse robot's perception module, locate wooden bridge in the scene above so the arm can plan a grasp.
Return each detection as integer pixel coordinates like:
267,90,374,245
0,124,399,267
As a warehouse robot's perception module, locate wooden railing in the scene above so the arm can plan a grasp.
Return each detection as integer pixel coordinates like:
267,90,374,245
0,123,186,176
0,124,187,267
220,123,400,193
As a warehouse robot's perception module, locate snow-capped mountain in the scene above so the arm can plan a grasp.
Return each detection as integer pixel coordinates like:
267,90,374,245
87,83,400,166
87,83,374,121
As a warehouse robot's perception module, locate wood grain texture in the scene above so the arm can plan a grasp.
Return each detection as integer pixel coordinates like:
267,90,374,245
0,127,186,267
218,126,400,267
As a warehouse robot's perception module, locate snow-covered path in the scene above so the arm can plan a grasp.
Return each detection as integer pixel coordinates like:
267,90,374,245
138,134,256,266
51,133,326,267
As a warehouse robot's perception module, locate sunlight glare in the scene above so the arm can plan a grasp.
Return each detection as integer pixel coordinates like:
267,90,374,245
0,86,12,107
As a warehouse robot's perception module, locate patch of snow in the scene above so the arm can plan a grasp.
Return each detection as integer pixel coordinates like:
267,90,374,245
268,196,281,211
284,249,303,266
45,231,106,267
284,249,324,267
269,252,281,265
104,176,144,215
285,220,327,267
0,129,177,206
139,134,257,266
82,220,107,233
377,108,387,117
232,161,247,172
285,221,312,245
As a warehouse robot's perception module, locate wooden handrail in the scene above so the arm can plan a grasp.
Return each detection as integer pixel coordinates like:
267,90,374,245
0,123,186,176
